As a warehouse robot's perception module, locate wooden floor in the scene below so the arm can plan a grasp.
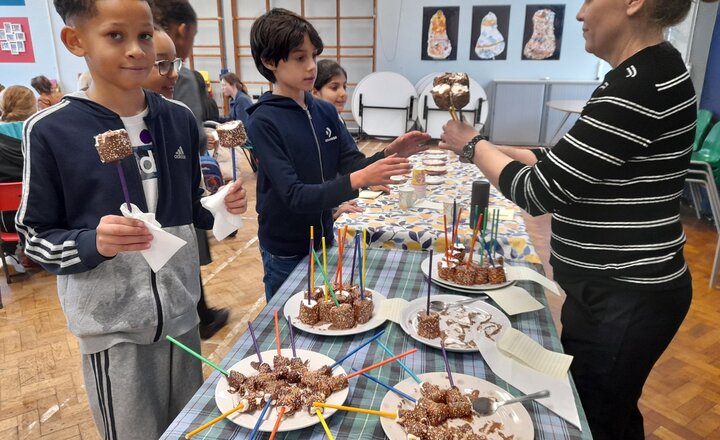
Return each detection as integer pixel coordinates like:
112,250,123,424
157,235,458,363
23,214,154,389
1,140,719,439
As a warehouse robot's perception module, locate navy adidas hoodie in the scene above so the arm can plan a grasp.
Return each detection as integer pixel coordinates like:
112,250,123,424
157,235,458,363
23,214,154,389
247,92,384,256
16,91,214,354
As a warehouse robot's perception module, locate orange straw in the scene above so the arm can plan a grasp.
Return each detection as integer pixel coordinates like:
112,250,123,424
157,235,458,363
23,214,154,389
274,309,281,357
268,406,286,440
467,213,483,268
346,348,418,379
443,213,449,262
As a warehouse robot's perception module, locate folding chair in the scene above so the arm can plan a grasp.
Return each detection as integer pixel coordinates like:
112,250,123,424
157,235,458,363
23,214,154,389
687,161,720,288
0,182,23,303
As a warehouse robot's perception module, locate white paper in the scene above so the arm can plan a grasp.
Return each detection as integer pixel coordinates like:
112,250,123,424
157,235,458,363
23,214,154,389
414,200,443,210
120,203,187,273
505,265,560,295
476,331,582,429
359,190,383,199
200,184,244,241
497,327,573,378
497,208,516,221
378,298,409,323
485,285,544,316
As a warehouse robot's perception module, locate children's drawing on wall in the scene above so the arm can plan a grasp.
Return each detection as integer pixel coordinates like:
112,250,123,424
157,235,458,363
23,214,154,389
422,6,459,61
470,5,510,60
0,17,34,62
522,5,565,60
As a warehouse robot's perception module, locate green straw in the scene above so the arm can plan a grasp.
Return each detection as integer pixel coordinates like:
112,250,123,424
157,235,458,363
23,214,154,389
492,209,500,259
311,248,340,306
166,335,229,376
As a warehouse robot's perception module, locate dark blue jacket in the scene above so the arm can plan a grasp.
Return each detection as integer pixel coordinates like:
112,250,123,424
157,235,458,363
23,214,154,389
248,92,383,256
229,91,253,125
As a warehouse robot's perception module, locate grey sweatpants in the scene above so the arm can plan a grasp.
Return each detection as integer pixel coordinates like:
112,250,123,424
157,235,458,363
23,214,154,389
81,327,203,440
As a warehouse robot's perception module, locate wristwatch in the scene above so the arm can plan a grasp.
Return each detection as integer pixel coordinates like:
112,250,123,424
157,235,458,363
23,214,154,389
461,134,486,161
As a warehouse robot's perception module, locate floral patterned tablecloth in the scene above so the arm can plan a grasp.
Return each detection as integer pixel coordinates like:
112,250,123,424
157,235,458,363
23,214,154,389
335,152,540,263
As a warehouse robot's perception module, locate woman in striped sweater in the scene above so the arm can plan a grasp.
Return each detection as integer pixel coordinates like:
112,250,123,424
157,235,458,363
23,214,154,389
440,1,716,439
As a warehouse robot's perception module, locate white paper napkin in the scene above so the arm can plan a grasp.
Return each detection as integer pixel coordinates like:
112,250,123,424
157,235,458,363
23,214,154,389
505,265,560,295
485,285,544,316
200,184,244,241
120,203,187,273
378,298,409,323
476,329,582,429
359,190,383,199
496,327,573,378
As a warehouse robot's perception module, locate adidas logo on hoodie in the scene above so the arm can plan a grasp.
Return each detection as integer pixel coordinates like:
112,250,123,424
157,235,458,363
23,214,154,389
174,146,186,159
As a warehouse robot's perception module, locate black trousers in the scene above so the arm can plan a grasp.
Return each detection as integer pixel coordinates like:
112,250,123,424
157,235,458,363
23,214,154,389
559,277,691,440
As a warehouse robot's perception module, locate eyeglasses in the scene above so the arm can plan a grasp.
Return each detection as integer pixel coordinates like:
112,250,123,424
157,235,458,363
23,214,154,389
154,58,182,76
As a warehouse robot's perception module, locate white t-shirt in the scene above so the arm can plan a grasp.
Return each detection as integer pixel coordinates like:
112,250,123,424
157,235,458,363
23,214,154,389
121,109,159,213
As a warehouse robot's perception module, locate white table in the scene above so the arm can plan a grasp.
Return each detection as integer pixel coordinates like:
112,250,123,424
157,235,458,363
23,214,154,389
545,99,586,146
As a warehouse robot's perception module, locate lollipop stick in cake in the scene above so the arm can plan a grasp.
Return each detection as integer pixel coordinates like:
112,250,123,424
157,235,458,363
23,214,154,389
268,406,286,440
247,321,263,363
311,248,340,306
184,402,245,439
166,335,229,377
441,340,455,388
274,309,281,357
286,315,297,358
313,402,397,419
215,121,247,182
248,398,273,440
95,129,134,210
315,409,335,440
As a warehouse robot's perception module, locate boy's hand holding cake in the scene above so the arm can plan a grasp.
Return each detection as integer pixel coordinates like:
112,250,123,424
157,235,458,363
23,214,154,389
201,179,248,241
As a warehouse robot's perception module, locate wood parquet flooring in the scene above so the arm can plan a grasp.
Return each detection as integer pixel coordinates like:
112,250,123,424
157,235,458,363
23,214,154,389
1,140,719,439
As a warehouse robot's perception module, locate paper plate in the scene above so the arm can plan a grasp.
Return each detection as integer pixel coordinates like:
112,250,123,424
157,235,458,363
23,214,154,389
351,72,417,137
421,256,514,292
380,372,534,440
399,294,510,352
418,75,489,138
283,289,387,336
215,349,349,432
426,175,445,185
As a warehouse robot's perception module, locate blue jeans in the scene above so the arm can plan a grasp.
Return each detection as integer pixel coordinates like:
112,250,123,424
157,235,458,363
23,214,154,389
260,246,304,302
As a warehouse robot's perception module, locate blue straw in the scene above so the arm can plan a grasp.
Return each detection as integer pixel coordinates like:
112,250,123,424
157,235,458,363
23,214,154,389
352,368,416,403
375,340,421,384
248,398,272,440
329,329,385,369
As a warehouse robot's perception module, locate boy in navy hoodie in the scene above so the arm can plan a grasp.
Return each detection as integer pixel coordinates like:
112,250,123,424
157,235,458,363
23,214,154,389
248,8,431,300
16,1,247,438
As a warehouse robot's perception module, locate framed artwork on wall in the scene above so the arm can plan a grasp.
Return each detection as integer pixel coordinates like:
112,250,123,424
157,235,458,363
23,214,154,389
522,4,565,60
422,6,459,61
470,5,510,60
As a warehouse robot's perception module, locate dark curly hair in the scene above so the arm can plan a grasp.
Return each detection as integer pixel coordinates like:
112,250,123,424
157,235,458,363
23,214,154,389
314,59,347,91
152,0,196,29
250,8,323,83
53,0,153,24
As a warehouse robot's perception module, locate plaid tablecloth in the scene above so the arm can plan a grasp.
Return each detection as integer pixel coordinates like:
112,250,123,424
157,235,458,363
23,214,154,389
334,152,541,264
161,248,591,439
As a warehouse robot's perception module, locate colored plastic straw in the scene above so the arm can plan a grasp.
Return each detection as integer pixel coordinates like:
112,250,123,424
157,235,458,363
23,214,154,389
346,348,418,379
492,209,500,259
440,340,454,388
358,236,364,300
166,335,228,376
310,226,315,292
247,321,263,363
274,309,281,357
452,207,463,245
184,402,244,439
313,402,396,419
329,329,385,369
352,368,416,402
116,162,132,211
362,228,367,287
231,148,237,182
268,406,286,440
443,213,449,262
427,249,433,315
286,315,297,358
375,340,421,384
350,234,359,285
466,212,482,268
312,248,340,306
315,409,335,440
248,398,272,440
322,237,327,278
307,241,312,302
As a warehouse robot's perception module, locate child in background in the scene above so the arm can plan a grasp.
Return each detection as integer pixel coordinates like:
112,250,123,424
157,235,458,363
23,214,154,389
220,72,253,125
31,75,63,109
16,1,247,437
141,29,180,99
248,8,430,300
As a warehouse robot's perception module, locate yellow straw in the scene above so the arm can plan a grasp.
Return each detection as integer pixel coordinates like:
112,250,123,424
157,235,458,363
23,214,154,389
362,229,367,286
313,402,396,419
315,409,335,440
184,402,244,439
310,226,315,292
322,236,327,301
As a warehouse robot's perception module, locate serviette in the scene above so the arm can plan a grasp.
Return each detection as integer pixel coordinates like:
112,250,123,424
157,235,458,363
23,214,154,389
200,185,244,241
120,203,187,272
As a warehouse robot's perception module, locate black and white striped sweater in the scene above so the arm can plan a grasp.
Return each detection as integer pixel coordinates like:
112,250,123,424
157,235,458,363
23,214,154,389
499,42,696,289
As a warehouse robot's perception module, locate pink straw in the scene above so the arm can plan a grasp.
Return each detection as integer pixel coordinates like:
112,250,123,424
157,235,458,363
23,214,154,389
247,321,262,363
441,340,455,388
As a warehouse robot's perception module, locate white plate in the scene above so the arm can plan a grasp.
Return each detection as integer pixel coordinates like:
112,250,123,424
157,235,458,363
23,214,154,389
283,289,387,336
380,372,534,440
417,75,489,138
421,256,515,292
215,349,349,432
426,175,445,185
414,72,443,95
351,72,417,137
400,294,510,352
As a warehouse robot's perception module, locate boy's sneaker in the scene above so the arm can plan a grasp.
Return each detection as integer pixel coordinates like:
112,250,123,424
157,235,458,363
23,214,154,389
4,255,26,274
199,308,230,340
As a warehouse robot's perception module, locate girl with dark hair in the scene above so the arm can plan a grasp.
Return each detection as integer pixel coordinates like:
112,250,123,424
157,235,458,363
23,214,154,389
312,59,348,115
30,75,63,110
220,72,253,124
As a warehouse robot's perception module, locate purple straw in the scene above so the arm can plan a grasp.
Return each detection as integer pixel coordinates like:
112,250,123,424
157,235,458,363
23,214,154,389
350,234,359,285
286,315,297,358
115,162,131,211
307,240,312,302
359,239,364,301
426,249,433,315
247,321,263,363
441,340,455,388
231,147,237,182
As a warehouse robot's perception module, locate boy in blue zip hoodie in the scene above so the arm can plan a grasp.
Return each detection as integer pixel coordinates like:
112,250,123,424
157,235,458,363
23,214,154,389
248,8,431,300
15,1,247,438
